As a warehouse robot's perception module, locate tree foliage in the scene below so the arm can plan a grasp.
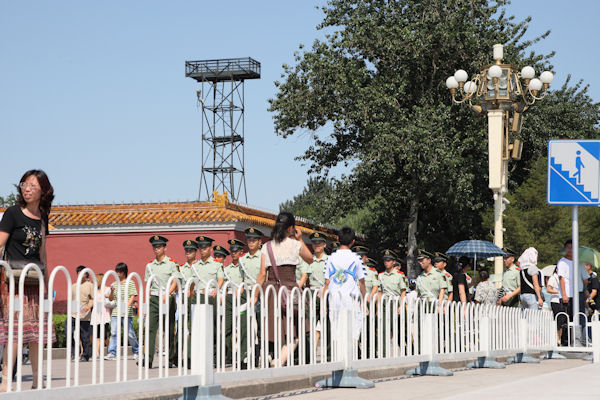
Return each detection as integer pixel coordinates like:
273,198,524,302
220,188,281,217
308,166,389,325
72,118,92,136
270,0,600,275
0,185,18,207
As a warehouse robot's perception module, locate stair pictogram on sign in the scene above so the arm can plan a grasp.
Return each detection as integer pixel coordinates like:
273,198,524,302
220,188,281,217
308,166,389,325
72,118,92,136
547,140,600,205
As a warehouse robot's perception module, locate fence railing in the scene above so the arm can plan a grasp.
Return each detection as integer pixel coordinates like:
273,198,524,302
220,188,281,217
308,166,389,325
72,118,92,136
0,263,581,398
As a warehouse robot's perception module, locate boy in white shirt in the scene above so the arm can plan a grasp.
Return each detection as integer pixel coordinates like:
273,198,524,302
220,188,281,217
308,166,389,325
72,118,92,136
323,227,366,340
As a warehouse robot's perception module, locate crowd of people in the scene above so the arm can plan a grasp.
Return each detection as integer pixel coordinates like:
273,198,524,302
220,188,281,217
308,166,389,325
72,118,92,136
0,169,598,392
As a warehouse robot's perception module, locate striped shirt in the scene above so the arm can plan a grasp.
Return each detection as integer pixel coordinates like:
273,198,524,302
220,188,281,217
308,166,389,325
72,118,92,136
111,280,138,317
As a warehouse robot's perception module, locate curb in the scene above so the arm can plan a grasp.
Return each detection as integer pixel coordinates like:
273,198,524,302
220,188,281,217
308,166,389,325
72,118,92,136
98,352,545,399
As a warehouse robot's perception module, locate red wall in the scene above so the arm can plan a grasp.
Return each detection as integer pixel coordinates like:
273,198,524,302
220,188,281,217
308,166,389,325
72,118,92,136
46,230,247,301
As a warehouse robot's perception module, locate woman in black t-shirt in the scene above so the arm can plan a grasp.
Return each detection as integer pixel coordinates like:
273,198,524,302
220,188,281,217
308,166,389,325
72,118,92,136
453,257,471,303
0,170,55,391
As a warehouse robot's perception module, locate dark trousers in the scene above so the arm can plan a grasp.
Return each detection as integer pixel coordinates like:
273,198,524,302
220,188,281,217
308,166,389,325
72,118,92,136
560,294,587,345
65,318,92,360
224,293,248,364
146,295,177,366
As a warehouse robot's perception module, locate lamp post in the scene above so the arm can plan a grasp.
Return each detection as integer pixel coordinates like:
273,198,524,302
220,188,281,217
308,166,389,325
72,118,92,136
446,44,553,284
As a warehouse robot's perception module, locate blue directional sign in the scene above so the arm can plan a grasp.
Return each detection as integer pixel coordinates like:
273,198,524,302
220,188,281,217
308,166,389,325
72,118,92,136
547,139,600,205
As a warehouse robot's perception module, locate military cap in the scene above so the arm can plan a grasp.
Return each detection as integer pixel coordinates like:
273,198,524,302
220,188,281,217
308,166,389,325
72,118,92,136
330,242,340,251
416,249,433,260
195,235,215,247
352,245,369,256
309,232,327,243
228,238,246,251
183,239,198,251
366,258,377,267
149,235,168,246
213,245,230,258
382,249,397,260
502,247,516,258
244,227,264,239
432,252,447,263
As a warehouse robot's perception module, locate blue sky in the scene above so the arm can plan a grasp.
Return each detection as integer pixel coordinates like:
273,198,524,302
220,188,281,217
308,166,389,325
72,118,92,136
1,1,598,212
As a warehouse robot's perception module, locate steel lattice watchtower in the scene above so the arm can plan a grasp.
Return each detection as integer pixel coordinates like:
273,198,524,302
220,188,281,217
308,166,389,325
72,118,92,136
185,57,261,203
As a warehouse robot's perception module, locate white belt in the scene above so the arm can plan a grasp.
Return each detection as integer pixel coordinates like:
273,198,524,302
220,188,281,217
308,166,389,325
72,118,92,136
150,290,159,296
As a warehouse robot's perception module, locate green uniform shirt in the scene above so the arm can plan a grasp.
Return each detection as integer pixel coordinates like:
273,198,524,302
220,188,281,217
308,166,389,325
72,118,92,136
416,268,446,300
194,256,224,291
296,260,309,283
223,262,245,287
307,254,328,289
364,268,381,294
435,268,453,300
144,256,182,293
502,264,520,292
180,260,200,283
240,252,261,284
379,270,407,296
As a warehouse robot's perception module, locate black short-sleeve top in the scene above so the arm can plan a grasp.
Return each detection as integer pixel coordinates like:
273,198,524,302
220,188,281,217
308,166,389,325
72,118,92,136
0,205,48,265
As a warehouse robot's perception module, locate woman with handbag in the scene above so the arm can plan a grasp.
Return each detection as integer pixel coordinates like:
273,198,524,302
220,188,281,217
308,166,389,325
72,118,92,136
0,170,55,391
255,212,313,367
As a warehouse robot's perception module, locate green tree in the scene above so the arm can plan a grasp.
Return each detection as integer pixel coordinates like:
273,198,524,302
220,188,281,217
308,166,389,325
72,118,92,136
270,0,559,277
279,177,338,226
0,185,18,207
485,157,600,266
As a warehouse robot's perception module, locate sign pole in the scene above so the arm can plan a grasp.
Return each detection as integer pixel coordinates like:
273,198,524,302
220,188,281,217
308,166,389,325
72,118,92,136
572,205,580,331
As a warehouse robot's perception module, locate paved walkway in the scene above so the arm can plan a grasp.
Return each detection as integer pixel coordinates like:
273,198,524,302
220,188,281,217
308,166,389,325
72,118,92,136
272,359,593,400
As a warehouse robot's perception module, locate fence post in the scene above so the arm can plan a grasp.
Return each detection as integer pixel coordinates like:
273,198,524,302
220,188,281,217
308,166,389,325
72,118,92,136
315,303,374,388
507,317,539,364
406,305,453,376
543,313,566,360
180,304,230,400
467,316,505,369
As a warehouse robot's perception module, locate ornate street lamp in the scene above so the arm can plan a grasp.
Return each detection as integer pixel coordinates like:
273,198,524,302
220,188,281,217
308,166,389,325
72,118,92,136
446,44,553,283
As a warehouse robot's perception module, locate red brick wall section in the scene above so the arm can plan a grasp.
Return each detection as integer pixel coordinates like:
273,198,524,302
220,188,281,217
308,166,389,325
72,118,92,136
46,230,251,301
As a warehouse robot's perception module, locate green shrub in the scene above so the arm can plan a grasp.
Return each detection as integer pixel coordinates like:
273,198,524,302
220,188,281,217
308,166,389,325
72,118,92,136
52,314,141,349
53,314,67,348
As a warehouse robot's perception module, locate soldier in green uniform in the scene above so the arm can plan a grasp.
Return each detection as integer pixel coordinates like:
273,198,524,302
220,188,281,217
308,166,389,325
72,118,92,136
352,246,377,299
239,227,263,366
223,239,248,366
499,248,520,307
304,232,328,349
433,252,453,302
416,250,446,302
194,235,225,362
379,250,408,300
178,239,199,366
240,228,263,286
364,258,381,298
378,250,407,355
213,244,229,264
179,239,199,292
143,235,182,368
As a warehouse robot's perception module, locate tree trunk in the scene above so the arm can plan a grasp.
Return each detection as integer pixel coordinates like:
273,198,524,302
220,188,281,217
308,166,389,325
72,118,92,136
407,198,419,279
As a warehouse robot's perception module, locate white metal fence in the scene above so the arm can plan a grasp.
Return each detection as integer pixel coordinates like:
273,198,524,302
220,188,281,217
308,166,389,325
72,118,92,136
0,262,573,398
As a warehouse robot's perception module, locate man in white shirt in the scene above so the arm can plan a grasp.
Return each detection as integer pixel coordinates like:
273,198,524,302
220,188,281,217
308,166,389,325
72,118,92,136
323,227,366,341
557,239,589,345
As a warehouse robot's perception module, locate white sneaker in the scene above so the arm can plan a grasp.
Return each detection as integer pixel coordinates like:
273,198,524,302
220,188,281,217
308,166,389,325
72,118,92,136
104,354,116,361
133,354,139,361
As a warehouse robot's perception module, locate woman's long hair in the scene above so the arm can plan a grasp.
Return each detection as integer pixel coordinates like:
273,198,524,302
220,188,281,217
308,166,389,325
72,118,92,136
17,169,54,219
271,211,295,243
